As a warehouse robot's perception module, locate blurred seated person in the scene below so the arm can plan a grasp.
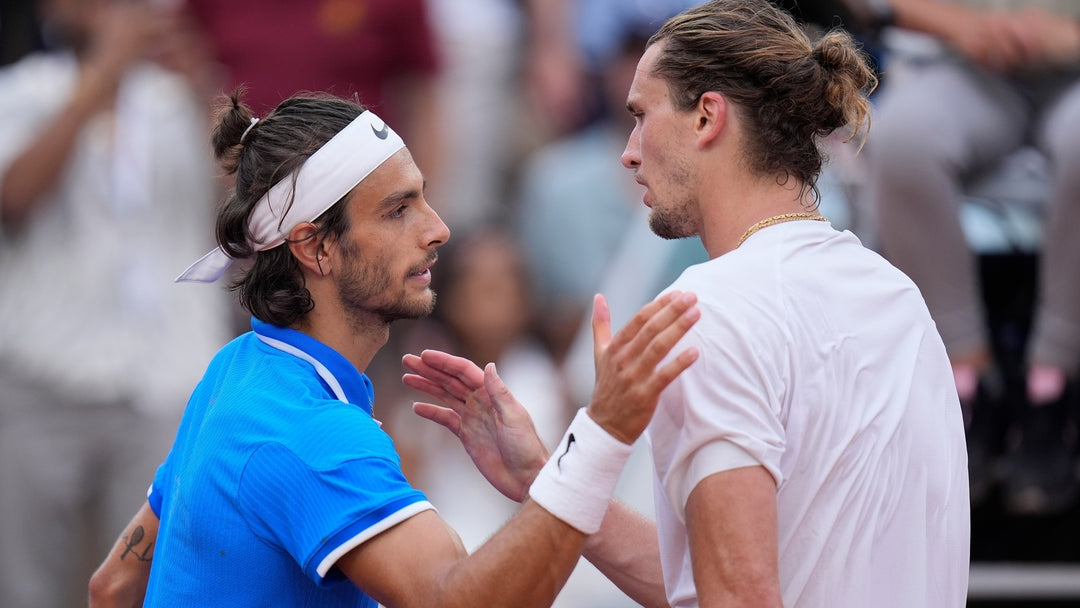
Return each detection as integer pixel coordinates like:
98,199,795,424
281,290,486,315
865,0,1080,515
514,28,708,367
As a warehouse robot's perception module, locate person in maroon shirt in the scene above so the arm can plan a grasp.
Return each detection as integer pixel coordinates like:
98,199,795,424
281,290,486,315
185,0,443,194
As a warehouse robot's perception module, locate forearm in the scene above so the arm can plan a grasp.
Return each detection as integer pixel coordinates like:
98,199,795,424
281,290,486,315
342,502,586,608
89,502,159,608
437,501,586,608
584,499,669,608
887,0,975,40
0,67,110,227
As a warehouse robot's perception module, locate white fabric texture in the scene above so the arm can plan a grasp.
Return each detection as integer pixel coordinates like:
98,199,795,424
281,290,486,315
0,53,231,412
647,220,970,608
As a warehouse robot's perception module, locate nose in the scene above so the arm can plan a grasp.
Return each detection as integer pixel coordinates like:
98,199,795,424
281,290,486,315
621,127,640,170
424,203,451,248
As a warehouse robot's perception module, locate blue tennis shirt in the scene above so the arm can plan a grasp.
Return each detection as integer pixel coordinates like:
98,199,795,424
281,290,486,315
144,318,432,607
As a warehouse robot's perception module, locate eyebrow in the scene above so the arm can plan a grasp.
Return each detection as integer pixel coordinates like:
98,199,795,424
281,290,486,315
375,178,427,213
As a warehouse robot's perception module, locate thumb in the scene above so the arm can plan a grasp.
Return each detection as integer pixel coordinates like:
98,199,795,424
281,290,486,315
484,363,513,417
591,293,612,369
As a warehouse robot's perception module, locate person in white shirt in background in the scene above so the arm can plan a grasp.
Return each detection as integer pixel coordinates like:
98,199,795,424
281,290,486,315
0,0,232,606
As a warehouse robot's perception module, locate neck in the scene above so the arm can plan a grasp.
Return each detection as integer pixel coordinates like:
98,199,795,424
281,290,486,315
294,303,390,373
699,173,815,258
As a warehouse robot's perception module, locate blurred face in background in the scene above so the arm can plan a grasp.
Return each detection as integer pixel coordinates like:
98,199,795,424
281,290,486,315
440,232,532,355
39,0,111,53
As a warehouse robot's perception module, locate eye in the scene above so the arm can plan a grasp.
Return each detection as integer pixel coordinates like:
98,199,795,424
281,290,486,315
389,204,407,219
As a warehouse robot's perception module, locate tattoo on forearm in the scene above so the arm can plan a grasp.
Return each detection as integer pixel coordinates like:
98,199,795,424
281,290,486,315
120,525,154,562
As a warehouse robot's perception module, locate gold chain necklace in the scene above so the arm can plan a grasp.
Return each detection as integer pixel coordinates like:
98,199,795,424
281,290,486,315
736,212,827,248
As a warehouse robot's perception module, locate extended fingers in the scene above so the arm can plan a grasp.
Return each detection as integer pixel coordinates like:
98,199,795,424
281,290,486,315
401,373,457,404
604,291,678,354
613,291,699,372
418,350,486,388
591,294,613,359
482,363,531,427
402,350,485,402
640,296,701,387
412,402,462,436
648,345,701,395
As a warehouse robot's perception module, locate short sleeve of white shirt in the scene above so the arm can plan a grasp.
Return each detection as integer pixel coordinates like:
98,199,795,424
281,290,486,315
648,286,788,522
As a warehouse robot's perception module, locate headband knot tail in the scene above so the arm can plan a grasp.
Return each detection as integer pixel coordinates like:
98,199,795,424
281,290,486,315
175,247,234,283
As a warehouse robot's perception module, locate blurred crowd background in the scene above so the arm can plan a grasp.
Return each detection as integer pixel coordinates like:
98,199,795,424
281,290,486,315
0,0,1077,606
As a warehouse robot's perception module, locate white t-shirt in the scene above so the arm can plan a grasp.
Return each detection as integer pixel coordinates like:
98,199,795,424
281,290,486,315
647,220,970,608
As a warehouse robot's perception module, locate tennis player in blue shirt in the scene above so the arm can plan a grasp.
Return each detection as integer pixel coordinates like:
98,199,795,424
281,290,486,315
88,91,700,607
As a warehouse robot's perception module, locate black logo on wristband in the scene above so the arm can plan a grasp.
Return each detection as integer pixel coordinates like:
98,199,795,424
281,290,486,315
557,433,576,471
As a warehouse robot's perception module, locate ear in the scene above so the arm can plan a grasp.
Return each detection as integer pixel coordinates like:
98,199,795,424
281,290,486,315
287,222,330,277
694,91,727,149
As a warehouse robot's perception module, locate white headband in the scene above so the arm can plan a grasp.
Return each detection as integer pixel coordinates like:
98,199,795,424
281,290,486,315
176,111,405,283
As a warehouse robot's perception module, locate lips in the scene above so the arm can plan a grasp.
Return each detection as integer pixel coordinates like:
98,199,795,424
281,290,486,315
408,254,437,279
634,178,651,207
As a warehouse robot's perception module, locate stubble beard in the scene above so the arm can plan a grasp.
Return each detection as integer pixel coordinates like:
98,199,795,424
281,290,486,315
646,155,699,240
648,194,698,240
337,248,437,327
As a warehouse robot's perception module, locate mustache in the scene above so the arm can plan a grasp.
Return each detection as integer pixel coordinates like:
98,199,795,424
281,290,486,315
408,252,439,276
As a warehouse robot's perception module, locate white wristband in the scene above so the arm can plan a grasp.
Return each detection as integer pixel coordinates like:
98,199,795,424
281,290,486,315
528,408,634,534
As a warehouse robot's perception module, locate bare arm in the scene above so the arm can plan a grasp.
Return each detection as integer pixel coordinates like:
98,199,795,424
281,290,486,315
583,499,669,608
887,0,1080,71
686,466,782,608
88,502,159,608
338,502,584,608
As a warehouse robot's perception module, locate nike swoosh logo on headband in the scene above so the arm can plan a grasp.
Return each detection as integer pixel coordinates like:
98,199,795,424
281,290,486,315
371,122,389,139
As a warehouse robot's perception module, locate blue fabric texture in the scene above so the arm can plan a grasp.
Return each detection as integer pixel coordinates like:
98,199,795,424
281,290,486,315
145,318,429,607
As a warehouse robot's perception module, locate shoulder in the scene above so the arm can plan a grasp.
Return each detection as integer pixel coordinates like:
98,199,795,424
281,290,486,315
668,254,785,323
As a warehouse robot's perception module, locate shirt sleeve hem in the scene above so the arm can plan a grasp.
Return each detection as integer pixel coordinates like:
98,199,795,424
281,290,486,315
314,499,436,580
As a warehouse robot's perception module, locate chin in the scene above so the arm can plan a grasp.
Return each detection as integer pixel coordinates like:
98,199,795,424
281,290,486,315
382,293,436,323
648,213,688,240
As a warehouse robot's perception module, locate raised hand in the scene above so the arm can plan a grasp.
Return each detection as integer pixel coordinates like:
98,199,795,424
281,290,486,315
586,290,700,444
403,352,548,502
403,290,700,499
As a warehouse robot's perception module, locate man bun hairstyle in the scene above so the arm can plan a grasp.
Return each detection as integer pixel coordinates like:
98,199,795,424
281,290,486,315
813,28,876,138
209,91,365,327
649,0,876,202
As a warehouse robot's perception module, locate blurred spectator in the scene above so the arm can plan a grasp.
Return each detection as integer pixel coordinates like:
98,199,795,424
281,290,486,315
424,0,525,230
0,0,233,606
865,0,1080,515
523,0,705,137
514,29,708,370
182,0,445,215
